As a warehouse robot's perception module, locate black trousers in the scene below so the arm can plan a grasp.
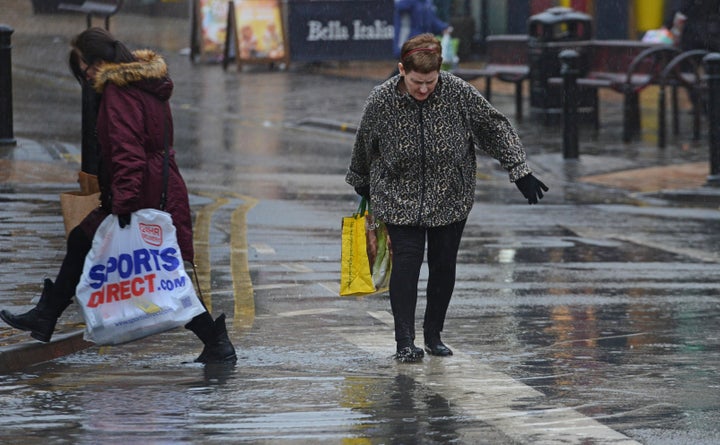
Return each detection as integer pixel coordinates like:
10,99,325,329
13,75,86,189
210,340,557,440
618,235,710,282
385,219,466,344
49,226,93,314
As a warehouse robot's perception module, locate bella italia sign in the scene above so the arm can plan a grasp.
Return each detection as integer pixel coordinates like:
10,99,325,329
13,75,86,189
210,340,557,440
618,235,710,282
306,20,393,41
287,0,394,61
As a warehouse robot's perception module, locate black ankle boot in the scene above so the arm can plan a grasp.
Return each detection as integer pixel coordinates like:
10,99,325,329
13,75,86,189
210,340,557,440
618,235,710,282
0,279,59,343
186,312,237,364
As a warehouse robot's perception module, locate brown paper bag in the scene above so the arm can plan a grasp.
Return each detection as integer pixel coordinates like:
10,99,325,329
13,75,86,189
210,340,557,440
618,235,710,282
59,172,101,238
78,171,100,194
60,191,100,238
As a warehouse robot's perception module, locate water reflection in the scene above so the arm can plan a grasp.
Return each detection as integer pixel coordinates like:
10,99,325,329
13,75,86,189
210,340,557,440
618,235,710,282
509,301,719,427
340,374,463,444
0,358,240,443
201,363,237,385
177,63,290,198
453,218,720,435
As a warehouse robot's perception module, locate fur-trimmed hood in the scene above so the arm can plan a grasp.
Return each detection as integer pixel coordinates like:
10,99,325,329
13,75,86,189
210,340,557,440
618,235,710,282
92,49,172,100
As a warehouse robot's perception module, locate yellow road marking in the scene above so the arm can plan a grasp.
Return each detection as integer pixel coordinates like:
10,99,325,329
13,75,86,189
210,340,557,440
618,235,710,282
193,193,229,313
229,192,258,332
193,191,258,333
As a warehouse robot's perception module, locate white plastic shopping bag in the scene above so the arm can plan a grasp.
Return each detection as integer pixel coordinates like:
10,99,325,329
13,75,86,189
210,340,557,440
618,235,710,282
76,209,205,345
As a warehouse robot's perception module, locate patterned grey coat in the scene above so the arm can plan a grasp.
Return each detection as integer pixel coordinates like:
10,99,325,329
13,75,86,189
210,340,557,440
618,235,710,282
346,71,531,227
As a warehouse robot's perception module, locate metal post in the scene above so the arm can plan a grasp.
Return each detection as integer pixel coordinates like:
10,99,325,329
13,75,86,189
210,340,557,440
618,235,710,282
658,83,667,148
0,25,16,146
480,0,488,54
622,87,640,143
560,49,579,159
705,53,720,187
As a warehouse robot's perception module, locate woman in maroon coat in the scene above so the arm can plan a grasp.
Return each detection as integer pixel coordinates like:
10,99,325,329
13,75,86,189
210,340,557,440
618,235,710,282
0,28,236,364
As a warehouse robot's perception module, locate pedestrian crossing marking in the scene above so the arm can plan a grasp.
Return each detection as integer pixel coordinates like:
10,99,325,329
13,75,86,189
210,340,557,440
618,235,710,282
252,243,276,255
339,311,640,445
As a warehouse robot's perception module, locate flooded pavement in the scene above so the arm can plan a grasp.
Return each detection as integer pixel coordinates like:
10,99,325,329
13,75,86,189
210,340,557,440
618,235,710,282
1,1,719,443
4,176,718,444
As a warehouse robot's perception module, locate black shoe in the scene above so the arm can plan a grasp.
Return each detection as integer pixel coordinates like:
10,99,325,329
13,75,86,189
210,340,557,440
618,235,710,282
424,331,453,356
424,340,453,356
394,345,424,363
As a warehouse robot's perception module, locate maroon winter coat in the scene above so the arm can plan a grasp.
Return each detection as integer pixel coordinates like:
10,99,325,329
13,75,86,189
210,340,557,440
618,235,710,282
79,50,194,262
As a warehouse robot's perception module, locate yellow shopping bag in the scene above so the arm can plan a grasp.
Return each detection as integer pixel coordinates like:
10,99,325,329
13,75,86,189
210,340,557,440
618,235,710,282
340,198,391,296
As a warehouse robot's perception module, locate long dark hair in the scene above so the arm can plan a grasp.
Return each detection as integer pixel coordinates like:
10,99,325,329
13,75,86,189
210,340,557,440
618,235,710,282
69,27,136,84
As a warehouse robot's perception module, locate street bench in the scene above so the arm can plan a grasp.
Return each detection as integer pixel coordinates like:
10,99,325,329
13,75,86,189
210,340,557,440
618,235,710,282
657,49,709,148
58,0,123,30
450,35,529,120
453,37,683,139
549,41,679,141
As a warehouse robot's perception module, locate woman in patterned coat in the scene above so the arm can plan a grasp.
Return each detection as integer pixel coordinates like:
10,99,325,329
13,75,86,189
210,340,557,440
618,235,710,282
0,28,236,364
346,33,548,362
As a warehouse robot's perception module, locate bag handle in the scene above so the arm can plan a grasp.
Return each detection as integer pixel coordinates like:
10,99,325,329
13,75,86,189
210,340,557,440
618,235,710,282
356,196,367,215
357,196,375,217
190,262,208,309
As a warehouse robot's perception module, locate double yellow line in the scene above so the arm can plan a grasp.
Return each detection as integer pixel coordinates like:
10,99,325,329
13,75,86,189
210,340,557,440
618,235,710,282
193,191,258,334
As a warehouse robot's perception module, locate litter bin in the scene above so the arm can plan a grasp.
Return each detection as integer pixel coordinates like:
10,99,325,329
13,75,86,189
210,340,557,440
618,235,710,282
528,7,594,123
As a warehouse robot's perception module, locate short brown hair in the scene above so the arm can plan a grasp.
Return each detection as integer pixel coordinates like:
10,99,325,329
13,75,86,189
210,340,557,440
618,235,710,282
400,33,442,73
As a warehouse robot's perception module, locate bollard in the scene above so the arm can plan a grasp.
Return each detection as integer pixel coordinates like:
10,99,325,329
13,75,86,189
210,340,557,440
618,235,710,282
80,83,100,175
0,25,16,146
480,0,489,54
560,49,579,159
704,53,720,187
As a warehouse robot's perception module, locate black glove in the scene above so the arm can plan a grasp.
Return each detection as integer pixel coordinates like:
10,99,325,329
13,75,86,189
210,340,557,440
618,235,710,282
354,185,370,200
118,213,131,228
515,173,548,205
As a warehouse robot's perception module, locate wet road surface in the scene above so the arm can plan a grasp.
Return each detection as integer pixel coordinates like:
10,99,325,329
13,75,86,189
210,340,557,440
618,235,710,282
1,169,718,444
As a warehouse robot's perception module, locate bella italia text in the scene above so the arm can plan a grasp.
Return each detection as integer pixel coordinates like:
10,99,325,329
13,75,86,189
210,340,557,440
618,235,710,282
306,20,393,41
